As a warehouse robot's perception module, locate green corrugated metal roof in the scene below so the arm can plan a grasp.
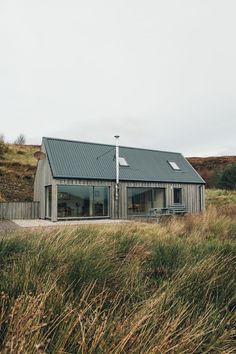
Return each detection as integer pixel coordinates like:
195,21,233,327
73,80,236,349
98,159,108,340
43,137,205,184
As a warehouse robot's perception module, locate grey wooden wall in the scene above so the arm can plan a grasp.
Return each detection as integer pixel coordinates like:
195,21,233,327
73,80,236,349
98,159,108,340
34,143,53,218
54,178,205,220
0,202,40,220
119,182,204,218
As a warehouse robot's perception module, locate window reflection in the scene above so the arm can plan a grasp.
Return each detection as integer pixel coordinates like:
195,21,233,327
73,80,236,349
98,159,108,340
45,186,52,218
127,188,165,215
58,185,109,218
173,188,182,204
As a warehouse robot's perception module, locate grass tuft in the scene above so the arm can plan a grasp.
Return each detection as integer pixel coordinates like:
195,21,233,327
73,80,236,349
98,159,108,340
0,193,236,352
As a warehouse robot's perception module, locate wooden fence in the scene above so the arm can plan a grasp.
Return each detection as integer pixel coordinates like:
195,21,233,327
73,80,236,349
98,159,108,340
0,202,40,220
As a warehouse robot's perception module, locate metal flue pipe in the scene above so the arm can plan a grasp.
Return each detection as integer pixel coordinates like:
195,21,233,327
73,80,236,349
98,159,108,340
114,135,120,218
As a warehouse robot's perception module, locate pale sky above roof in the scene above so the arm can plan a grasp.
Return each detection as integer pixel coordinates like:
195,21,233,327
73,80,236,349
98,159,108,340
0,0,235,156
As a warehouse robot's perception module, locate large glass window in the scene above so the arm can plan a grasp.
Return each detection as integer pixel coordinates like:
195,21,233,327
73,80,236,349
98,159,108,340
127,188,165,216
57,185,109,218
45,186,52,218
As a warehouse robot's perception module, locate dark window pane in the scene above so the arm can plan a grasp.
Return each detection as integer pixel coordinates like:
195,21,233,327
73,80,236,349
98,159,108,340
127,188,165,215
174,188,182,204
57,185,109,218
94,187,109,216
153,189,165,208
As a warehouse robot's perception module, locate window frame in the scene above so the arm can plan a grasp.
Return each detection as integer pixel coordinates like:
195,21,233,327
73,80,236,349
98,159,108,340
119,157,129,166
168,161,181,171
173,187,182,204
45,185,52,219
127,187,166,216
57,184,110,219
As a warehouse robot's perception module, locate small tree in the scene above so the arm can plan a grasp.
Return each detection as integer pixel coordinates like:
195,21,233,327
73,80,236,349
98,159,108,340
0,141,8,157
217,164,236,190
14,134,26,145
0,134,4,143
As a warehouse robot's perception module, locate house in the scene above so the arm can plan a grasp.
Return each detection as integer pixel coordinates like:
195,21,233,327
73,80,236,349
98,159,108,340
34,137,205,221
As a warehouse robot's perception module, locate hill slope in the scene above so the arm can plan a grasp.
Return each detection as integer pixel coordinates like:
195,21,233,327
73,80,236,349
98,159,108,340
0,144,39,202
0,143,235,201
188,156,236,187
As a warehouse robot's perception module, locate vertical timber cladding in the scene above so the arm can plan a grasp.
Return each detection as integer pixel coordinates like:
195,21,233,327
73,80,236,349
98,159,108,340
56,179,116,219
119,181,203,218
54,180,203,219
0,202,40,220
34,143,53,218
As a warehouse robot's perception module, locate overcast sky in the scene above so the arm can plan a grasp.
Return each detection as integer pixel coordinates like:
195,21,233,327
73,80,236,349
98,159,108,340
0,1,235,156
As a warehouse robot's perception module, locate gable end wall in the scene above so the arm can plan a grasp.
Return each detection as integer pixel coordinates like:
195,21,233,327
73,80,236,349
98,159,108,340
33,143,53,218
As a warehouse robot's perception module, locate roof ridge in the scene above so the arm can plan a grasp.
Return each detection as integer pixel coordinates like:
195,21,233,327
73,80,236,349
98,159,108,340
42,136,181,155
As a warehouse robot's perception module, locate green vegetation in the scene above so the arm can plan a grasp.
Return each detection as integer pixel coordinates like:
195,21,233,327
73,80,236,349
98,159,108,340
206,188,236,207
2,143,38,167
217,163,236,190
0,200,236,352
0,140,235,352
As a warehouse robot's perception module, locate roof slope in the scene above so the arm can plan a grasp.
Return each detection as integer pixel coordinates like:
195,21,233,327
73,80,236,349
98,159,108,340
43,137,205,184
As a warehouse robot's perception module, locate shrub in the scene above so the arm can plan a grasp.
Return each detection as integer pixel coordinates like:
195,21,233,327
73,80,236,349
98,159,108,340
217,164,236,190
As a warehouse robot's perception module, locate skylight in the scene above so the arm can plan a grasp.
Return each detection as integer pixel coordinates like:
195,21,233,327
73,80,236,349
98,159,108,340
119,157,129,166
168,161,181,170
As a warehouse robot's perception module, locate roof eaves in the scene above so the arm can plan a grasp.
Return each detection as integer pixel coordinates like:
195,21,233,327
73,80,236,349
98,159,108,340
42,137,56,178
53,175,205,184
180,153,206,184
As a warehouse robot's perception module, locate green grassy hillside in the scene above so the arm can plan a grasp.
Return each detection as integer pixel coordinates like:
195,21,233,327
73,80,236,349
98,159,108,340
0,199,235,352
206,188,236,207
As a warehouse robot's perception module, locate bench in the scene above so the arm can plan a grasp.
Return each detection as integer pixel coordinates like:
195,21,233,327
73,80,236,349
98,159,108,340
166,205,187,215
147,208,173,221
135,206,188,223
148,208,163,217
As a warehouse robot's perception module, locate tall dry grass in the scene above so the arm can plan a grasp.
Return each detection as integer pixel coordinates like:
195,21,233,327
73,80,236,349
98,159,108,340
0,204,236,352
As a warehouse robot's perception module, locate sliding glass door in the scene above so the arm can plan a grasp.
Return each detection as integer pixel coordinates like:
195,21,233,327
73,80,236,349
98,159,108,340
57,185,109,218
127,187,165,216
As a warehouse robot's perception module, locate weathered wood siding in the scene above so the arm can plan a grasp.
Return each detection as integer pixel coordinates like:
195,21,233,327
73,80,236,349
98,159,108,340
119,182,204,218
34,143,53,218
0,202,40,220
55,179,205,219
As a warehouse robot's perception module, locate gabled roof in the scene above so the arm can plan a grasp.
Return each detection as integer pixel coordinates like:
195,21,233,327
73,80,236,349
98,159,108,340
43,137,205,184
